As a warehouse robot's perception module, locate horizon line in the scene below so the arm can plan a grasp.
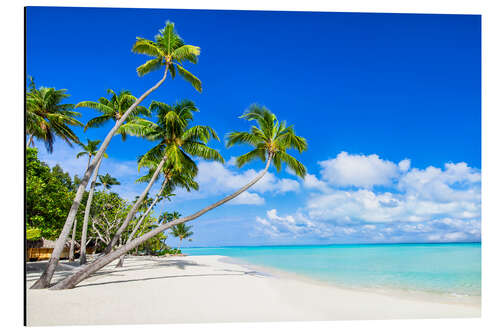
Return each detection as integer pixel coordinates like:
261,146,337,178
183,241,481,249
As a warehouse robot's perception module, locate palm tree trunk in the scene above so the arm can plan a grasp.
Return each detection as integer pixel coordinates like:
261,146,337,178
177,238,182,255
116,178,168,267
68,218,77,262
27,134,34,148
50,156,272,290
31,67,169,289
80,155,104,265
104,155,168,254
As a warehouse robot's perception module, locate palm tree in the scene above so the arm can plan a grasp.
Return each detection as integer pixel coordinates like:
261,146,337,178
104,100,223,254
51,105,307,290
76,139,107,169
170,223,193,255
96,174,121,191
77,89,151,140
69,140,109,262
77,139,108,265
74,91,146,264
26,77,82,152
158,211,181,224
32,21,203,289
115,159,199,267
132,21,201,91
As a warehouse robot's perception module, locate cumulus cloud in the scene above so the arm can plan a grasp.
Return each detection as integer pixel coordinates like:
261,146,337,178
318,152,406,188
253,154,481,243
190,161,301,204
303,174,331,193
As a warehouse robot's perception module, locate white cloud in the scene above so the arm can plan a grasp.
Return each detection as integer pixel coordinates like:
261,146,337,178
398,162,481,203
303,158,480,225
398,159,411,172
318,152,404,188
191,161,300,201
303,174,331,192
254,209,330,239
227,192,265,205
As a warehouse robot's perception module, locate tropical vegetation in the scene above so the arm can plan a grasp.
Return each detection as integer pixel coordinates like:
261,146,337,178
26,20,308,291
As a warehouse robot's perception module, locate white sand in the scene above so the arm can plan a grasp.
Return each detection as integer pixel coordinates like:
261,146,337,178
26,255,480,326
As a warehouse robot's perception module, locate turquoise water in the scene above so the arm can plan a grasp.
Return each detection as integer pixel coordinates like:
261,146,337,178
185,243,481,296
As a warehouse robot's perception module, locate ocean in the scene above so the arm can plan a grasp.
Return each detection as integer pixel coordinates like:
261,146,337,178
184,243,481,297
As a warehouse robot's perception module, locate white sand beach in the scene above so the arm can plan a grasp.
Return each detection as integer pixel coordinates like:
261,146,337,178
26,255,480,326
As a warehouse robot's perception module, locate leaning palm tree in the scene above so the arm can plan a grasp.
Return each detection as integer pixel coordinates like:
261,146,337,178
51,105,307,290
115,158,199,267
103,100,223,254
26,77,82,152
32,21,203,289
77,139,108,265
170,223,193,255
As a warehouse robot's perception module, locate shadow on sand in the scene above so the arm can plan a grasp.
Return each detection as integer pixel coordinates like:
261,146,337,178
26,256,266,289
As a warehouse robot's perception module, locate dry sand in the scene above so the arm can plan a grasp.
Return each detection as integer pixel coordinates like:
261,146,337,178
26,255,480,326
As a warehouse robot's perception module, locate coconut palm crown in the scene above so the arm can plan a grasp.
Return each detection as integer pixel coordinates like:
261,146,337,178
120,99,224,172
132,21,202,92
26,77,82,152
76,89,150,140
76,139,108,166
136,163,199,196
226,105,307,178
96,173,121,190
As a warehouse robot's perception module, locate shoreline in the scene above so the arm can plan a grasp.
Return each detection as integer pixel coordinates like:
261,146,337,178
218,255,481,307
27,255,481,326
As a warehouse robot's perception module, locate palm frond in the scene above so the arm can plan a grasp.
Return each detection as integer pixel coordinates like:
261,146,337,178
175,64,202,92
275,151,307,178
76,101,114,115
136,57,164,77
235,148,266,168
181,141,224,163
132,38,164,58
172,45,200,64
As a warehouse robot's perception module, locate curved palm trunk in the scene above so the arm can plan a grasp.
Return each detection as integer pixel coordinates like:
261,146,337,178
80,155,104,265
68,218,78,262
104,155,168,254
116,178,168,267
31,68,169,289
50,157,272,290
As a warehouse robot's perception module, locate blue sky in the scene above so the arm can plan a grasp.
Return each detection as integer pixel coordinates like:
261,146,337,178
26,7,481,246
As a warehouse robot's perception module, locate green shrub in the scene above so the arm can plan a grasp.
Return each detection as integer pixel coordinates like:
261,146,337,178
26,228,42,241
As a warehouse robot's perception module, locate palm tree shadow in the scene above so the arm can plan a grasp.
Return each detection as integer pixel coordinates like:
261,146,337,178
75,269,266,289
26,257,204,281
26,258,267,288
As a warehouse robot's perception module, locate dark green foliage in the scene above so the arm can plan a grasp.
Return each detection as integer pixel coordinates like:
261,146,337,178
26,148,78,239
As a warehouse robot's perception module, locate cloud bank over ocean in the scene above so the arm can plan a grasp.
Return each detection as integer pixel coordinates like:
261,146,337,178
255,152,481,243
38,143,481,245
